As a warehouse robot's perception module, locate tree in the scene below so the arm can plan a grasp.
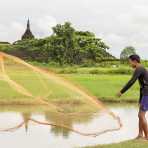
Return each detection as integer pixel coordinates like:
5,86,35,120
75,31,111,63
2,22,115,65
120,46,136,63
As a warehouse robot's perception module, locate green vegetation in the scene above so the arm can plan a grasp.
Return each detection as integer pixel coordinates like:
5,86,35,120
51,66,133,75
120,46,137,63
0,62,145,104
0,46,148,106
0,22,114,65
66,74,139,102
0,72,139,104
85,140,148,148
29,60,148,74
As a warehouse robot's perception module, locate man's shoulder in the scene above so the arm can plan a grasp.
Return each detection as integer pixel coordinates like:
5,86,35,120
135,66,145,73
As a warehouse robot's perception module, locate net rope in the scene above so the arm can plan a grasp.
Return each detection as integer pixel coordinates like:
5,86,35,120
0,52,122,137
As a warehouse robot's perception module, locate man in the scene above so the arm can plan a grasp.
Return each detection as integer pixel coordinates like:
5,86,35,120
117,54,148,139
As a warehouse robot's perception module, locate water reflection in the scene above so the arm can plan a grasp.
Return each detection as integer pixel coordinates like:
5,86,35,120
22,113,31,132
44,111,94,137
0,104,140,148
45,111,73,138
0,105,120,137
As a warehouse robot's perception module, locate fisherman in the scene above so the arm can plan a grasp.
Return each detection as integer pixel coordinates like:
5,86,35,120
117,54,148,140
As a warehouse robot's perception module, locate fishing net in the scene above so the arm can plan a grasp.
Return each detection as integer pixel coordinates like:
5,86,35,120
0,52,122,136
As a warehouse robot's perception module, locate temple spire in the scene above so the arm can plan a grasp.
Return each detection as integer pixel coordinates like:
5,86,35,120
27,19,30,29
21,19,35,40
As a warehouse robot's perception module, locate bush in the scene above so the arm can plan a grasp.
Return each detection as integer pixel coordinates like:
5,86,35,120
108,67,132,74
58,68,78,74
89,67,132,75
89,69,104,74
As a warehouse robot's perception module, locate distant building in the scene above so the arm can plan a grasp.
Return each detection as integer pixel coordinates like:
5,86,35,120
21,19,35,40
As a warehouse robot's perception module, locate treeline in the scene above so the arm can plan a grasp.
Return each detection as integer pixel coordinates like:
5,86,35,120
0,22,115,65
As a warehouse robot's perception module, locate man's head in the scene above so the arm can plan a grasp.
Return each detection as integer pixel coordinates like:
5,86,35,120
128,54,141,68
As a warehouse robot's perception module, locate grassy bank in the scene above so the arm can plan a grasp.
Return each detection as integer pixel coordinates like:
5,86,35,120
35,64,142,103
0,73,139,104
66,74,139,103
0,61,141,104
85,139,148,148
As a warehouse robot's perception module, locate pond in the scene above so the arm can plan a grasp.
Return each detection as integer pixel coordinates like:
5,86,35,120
0,103,141,148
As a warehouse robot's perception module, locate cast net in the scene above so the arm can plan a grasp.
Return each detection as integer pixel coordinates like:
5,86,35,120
0,52,122,136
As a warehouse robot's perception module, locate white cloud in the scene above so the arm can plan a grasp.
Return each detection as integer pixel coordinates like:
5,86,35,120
33,16,57,38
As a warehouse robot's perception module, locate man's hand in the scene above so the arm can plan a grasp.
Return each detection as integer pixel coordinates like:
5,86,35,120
117,92,122,98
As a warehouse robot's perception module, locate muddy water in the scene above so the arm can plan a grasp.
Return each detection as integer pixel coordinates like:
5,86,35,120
0,103,141,148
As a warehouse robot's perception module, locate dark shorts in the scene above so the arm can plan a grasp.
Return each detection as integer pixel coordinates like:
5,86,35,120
140,96,148,112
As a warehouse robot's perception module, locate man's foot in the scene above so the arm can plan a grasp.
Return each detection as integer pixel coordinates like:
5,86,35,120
140,137,148,141
144,136,148,140
135,135,144,140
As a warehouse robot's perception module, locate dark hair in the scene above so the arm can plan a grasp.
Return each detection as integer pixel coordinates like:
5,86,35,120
129,54,140,63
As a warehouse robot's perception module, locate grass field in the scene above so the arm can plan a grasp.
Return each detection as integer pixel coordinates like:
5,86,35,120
0,72,139,104
36,63,142,103
66,74,139,103
85,139,148,148
0,66,140,104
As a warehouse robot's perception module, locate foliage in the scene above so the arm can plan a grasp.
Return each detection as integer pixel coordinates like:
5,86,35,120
1,22,115,65
120,46,136,63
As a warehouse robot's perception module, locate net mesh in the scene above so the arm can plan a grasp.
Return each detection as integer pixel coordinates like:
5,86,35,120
0,52,122,136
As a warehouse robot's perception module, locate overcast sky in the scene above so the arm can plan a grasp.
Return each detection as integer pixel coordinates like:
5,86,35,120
0,0,148,59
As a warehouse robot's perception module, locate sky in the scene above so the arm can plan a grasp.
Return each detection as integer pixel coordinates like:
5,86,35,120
0,0,148,59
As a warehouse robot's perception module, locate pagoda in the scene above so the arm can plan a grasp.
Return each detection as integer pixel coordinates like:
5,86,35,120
21,19,35,40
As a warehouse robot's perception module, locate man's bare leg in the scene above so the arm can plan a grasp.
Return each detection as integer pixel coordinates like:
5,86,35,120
138,118,144,137
139,111,148,139
136,111,144,139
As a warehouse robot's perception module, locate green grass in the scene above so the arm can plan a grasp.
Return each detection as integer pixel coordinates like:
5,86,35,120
65,74,139,102
49,66,133,75
85,140,148,148
0,61,141,104
0,72,139,104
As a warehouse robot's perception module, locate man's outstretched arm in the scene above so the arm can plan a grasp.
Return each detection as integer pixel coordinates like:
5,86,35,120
118,67,143,96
